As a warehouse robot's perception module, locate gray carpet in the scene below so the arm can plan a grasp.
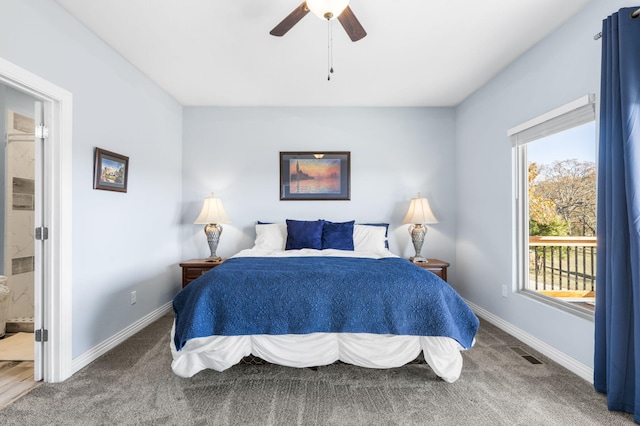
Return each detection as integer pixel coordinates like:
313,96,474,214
0,314,633,425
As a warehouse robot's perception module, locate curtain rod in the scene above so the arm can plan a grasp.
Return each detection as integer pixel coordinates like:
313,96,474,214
594,7,640,40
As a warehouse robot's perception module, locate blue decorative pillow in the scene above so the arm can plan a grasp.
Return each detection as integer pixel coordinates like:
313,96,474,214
285,219,324,250
322,220,355,251
361,223,390,248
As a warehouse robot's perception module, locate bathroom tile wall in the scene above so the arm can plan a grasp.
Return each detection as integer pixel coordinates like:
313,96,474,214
4,110,35,320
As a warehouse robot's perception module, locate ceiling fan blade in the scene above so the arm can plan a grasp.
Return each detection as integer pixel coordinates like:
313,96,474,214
270,2,310,37
337,6,367,42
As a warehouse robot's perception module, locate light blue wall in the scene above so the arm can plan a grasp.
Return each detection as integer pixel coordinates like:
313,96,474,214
182,107,458,279
455,0,638,368
0,0,183,357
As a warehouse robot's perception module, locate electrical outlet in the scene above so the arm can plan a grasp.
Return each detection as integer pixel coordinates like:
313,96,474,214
130,291,136,305
501,285,508,298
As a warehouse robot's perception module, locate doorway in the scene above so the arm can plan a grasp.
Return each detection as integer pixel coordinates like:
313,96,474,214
1,90,39,347
0,56,73,383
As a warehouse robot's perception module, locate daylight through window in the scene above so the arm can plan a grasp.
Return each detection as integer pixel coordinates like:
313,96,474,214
510,95,596,317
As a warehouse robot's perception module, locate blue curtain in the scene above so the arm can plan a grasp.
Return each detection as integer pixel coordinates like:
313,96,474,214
594,7,640,422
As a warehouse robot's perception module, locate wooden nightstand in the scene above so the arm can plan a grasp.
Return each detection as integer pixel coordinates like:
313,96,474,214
179,259,224,288
410,258,450,282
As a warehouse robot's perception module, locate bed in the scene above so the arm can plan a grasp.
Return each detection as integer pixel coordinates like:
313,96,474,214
171,220,479,383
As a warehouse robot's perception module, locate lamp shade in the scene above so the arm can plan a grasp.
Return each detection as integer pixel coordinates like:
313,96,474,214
194,194,230,224
306,0,349,20
402,193,438,225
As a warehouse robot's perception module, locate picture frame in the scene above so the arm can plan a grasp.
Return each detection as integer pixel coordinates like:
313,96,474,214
93,147,129,193
280,151,350,200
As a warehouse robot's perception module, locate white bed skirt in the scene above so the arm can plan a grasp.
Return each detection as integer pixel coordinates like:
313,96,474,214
170,322,467,383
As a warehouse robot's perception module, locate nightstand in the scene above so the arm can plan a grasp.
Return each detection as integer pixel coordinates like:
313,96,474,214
410,258,450,282
179,259,224,288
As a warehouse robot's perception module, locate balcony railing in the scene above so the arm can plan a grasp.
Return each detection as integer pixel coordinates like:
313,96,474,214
528,236,596,308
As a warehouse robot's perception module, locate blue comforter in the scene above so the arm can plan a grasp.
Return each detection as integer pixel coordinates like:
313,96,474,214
173,256,478,351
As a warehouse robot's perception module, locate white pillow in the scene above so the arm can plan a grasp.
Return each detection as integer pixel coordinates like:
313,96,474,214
353,225,387,252
254,223,287,250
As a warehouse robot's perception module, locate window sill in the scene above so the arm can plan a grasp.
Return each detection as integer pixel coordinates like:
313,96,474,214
519,289,595,321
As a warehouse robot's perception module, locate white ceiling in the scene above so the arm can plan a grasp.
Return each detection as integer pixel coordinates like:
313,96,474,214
54,0,592,107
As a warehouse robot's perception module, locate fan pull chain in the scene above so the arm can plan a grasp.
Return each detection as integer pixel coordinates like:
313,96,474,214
327,18,334,81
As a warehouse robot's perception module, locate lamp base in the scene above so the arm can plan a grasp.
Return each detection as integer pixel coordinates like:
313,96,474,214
203,223,223,262
408,224,428,264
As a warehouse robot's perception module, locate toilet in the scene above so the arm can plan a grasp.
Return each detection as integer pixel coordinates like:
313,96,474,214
0,276,10,338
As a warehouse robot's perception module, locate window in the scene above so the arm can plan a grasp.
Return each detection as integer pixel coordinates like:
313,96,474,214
510,95,596,318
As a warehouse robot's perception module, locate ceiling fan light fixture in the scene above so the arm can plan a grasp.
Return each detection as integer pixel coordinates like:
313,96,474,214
306,0,349,20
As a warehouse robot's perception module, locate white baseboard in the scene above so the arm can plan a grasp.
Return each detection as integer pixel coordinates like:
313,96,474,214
466,300,594,384
71,302,173,374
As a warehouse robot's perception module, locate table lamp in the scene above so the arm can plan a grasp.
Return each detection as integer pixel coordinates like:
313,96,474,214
194,193,230,262
402,192,438,263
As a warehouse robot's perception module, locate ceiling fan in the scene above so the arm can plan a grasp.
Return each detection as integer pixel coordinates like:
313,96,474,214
270,0,367,42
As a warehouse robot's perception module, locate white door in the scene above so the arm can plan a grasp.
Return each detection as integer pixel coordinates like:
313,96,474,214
32,101,45,382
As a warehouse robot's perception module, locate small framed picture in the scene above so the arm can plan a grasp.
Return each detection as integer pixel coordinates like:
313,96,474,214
280,151,350,200
93,148,129,193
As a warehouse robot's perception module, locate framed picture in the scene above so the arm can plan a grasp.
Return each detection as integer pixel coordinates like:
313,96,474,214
280,151,350,200
93,148,129,193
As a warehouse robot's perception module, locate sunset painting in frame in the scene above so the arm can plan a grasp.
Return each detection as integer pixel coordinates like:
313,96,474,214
280,152,350,200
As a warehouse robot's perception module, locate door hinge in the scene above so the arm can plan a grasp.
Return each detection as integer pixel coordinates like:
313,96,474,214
35,124,49,139
35,227,49,240
35,329,48,342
